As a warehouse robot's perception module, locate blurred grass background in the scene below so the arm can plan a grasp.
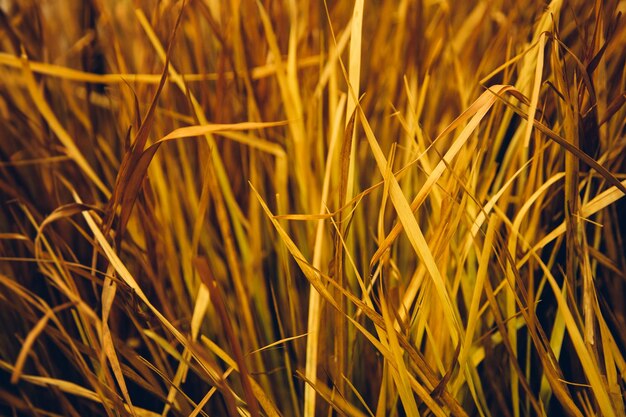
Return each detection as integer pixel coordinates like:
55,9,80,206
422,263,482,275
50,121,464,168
0,0,625,416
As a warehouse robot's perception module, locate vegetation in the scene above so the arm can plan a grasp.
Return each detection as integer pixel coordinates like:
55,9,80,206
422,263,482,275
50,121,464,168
0,0,625,415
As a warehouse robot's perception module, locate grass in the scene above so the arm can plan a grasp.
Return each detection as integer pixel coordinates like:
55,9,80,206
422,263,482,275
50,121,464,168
0,0,625,416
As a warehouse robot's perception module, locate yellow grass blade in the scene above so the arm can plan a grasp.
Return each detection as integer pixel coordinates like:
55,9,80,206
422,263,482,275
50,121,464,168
522,33,546,148
0,51,319,84
20,55,110,197
10,302,75,384
534,256,617,417
379,291,421,417
370,85,514,267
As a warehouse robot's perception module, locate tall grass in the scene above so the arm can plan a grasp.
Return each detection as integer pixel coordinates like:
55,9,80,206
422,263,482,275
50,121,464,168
1,0,625,416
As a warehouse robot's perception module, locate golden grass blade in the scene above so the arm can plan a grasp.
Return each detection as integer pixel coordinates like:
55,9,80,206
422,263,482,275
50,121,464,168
101,322,137,417
346,0,364,126
248,333,309,355
497,92,626,195
159,121,288,142
534,256,617,417
134,6,250,256
114,121,285,270
328,182,468,417
200,336,284,417
0,51,319,84
370,85,513,268
301,92,347,417
251,184,339,310
76,192,185,343
379,291,421,417
522,33,546,148
519,178,626,267
0,233,29,240
143,330,184,361
19,56,110,197
2,360,159,417
10,302,75,384
194,257,260,417
358,85,506,341
459,215,498,369
296,370,369,417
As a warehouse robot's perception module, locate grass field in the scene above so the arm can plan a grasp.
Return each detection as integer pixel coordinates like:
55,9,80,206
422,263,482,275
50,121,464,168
1,0,625,416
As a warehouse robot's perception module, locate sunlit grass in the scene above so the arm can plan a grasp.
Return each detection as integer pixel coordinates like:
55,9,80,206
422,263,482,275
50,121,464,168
1,0,625,416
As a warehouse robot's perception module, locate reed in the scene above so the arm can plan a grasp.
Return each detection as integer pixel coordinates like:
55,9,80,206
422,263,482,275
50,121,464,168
0,0,625,416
